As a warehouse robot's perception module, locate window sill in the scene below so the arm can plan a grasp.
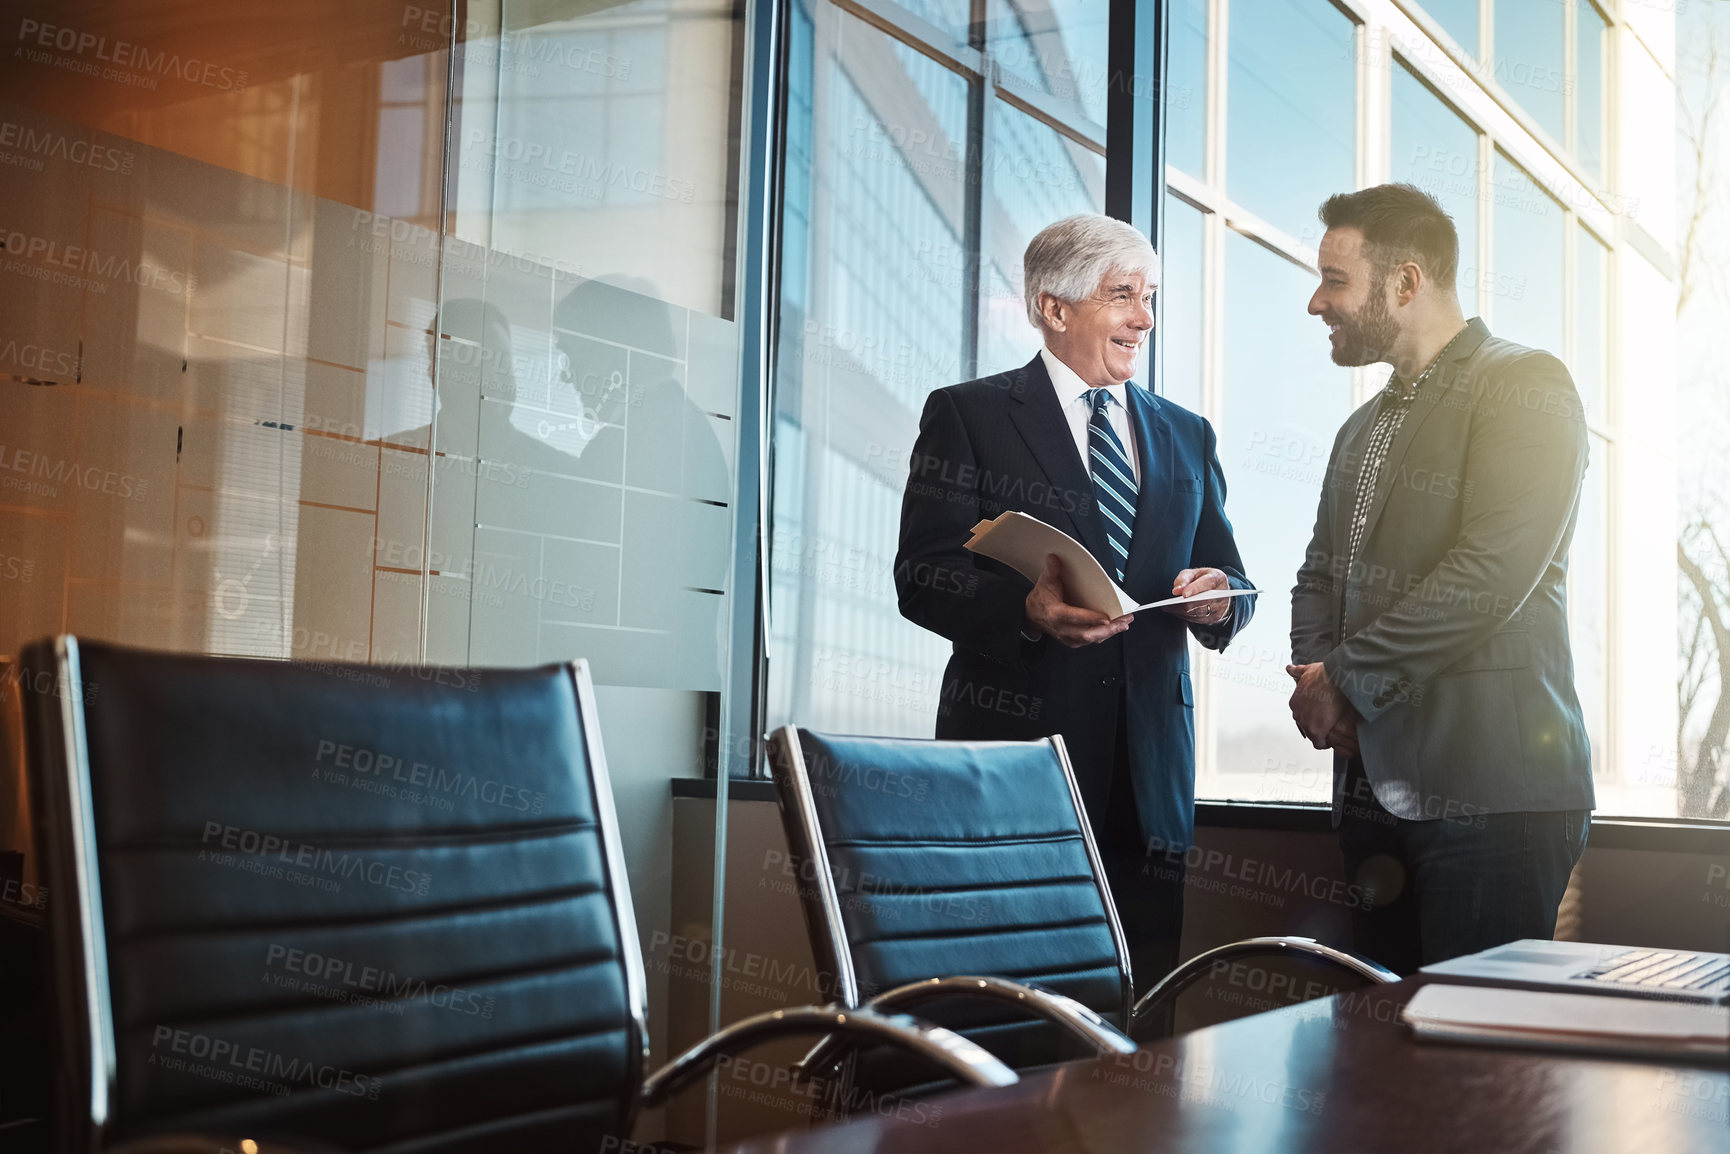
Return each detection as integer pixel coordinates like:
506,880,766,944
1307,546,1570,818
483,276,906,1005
1195,800,1730,855
670,782,1730,854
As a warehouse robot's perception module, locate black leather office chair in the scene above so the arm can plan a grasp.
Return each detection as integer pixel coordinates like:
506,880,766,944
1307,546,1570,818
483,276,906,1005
19,638,1016,1154
767,726,1397,1086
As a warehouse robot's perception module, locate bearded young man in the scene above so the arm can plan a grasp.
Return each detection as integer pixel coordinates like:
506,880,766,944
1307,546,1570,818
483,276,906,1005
1289,183,1593,974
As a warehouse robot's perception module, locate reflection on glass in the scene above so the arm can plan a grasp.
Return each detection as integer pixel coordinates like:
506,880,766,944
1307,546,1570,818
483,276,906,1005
0,0,741,678
1576,0,1606,181
767,11,969,737
1226,0,1355,244
896,0,973,51
0,105,335,663
895,40,970,150
1391,60,1480,305
980,100,1106,374
1166,0,1207,177
1574,226,1606,422
783,0,817,322
1494,0,1565,141
1203,234,1355,801
376,55,442,220
1491,152,1565,356
0,5,748,1120
431,279,732,690
454,0,742,318
986,0,1110,127
1161,195,1204,414
456,1,740,686
1421,0,1478,55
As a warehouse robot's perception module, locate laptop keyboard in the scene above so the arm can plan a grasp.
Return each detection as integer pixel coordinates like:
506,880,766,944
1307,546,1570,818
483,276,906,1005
1580,949,1730,993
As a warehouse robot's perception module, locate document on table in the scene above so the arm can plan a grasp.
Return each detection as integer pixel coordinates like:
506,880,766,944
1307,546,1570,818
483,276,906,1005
1401,983,1730,1063
963,511,1259,619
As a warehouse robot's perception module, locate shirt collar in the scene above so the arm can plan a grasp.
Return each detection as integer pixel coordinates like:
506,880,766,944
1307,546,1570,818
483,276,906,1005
1041,347,1129,410
1382,320,1475,404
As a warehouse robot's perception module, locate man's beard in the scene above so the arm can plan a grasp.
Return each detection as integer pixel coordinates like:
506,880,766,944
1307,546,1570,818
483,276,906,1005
1330,282,1399,367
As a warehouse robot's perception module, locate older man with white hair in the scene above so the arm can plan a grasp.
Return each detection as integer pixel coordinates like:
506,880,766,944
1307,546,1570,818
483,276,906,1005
895,213,1256,996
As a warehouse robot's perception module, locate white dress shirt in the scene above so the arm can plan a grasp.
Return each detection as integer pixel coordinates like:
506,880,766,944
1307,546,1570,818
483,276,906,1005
1039,347,1141,483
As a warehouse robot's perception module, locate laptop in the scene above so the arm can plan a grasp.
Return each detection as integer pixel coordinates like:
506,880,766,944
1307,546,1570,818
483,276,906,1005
1422,939,1730,1006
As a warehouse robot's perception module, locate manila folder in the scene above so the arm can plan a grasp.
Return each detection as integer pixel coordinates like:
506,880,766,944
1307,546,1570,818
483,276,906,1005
963,511,1134,618
963,511,1259,620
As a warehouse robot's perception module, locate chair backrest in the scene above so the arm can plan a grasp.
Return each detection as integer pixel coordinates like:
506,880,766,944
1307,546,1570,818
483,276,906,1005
769,727,1132,1064
21,637,646,1154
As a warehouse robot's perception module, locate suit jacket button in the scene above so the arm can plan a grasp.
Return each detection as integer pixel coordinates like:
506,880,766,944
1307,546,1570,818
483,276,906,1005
1100,675,1119,687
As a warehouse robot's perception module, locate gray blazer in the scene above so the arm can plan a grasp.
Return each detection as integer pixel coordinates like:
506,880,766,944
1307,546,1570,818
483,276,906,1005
1291,318,1594,822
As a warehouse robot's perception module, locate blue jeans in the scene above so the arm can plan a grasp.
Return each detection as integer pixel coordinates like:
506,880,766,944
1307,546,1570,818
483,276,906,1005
1337,758,1590,976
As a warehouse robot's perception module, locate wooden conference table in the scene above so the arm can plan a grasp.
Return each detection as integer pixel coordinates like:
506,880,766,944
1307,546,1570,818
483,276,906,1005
721,976,1730,1154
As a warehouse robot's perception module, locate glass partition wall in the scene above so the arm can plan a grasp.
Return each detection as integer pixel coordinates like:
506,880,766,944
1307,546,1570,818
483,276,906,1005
0,0,751,1140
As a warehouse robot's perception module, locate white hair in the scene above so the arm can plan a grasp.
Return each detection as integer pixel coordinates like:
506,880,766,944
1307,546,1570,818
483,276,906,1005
1022,214,1161,329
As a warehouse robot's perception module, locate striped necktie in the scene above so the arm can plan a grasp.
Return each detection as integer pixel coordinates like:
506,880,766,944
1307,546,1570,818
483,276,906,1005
1085,388,1137,582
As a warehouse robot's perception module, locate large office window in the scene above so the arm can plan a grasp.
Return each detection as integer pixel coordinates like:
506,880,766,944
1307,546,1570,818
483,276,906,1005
1208,235,1355,799
1573,227,1607,422
1674,0,1730,824
1491,152,1566,359
1162,0,1700,822
1160,0,1364,804
1161,196,1205,415
1422,0,1478,56
768,9,968,736
1576,2,1607,182
768,0,1107,739
1167,0,1208,179
1495,0,1566,142
980,103,1107,371
770,0,1705,825
1416,1,1605,185
1571,225,1613,803
986,0,1110,129
1391,61,1480,306
1225,0,1356,244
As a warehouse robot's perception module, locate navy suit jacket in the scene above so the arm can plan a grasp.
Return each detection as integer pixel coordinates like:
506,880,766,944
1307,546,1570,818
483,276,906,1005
894,354,1255,852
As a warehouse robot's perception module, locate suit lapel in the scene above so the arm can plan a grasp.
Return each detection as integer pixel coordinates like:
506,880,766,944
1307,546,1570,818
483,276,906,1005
1122,382,1172,591
1006,354,1112,565
1356,320,1491,551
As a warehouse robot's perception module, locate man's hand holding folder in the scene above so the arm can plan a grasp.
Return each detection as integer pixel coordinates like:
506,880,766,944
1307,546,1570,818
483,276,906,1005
965,511,1255,647
1024,555,1134,647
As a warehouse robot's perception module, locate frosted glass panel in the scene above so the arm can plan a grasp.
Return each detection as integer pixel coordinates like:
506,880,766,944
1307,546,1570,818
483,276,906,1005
0,4,747,1114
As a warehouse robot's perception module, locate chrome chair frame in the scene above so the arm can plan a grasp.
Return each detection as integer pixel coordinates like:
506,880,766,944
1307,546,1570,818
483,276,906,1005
23,638,1017,1154
769,725,1140,1077
768,724,1400,1077
792,975,1136,1081
1131,936,1399,1029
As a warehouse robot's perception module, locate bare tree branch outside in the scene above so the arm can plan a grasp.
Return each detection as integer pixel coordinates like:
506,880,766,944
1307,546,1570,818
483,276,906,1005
1676,4,1730,819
